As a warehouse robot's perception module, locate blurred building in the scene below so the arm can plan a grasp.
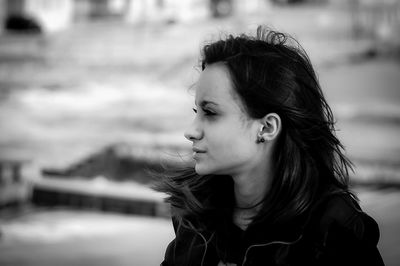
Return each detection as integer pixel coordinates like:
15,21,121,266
0,0,280,34
0,144,176,217
0,0,4,33
125,0,208,24
0,0,212,33
0,160,31,208
74,0,130,21
1,0,266,34
2,0,74,32
348,0,400,44
33,144,180,217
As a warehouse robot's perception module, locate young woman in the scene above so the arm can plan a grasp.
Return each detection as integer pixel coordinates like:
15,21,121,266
156,26,385,266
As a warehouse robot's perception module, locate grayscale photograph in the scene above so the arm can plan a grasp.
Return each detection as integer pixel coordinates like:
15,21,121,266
0,0,399,265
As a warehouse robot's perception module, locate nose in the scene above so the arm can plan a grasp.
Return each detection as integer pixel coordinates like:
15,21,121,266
184,120,203,142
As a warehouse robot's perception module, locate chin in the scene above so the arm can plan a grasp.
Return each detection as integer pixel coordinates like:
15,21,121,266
194,163,214,176
195,163,229,176
194,165,207,175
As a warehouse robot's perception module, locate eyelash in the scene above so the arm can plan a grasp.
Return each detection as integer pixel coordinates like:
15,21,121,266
192,108,216,116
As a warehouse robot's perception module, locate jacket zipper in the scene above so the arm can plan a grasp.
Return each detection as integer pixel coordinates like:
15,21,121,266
198,231,208,266
185,220,212,266
196,229,302,266
197,230,216,266
241,234,303,266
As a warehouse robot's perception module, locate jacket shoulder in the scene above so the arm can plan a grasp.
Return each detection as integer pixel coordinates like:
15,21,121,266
305,192,385,265
316,192,380,245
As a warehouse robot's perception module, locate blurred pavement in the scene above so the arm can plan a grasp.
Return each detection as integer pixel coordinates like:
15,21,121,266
0,209,174,266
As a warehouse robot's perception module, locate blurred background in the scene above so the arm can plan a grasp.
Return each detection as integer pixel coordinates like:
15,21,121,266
0,0,399,265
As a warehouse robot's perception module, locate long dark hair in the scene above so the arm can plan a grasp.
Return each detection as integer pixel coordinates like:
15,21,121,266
155,26,353,232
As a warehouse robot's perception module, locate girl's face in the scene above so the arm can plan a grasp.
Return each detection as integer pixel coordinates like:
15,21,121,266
184,63,262,176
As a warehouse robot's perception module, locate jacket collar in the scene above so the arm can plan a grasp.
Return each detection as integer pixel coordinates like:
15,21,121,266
243,213,307,245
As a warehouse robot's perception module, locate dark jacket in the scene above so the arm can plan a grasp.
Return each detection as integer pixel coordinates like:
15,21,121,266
161,192,385,266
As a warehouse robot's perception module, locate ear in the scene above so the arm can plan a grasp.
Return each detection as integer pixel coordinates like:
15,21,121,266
259,113,281,142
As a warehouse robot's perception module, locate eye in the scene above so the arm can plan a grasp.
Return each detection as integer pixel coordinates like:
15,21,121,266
192,107,216,117
203,109,216,116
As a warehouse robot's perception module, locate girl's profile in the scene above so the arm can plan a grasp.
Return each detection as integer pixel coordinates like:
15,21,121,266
156,26,385,266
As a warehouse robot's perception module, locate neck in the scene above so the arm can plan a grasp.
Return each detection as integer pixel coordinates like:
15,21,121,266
231,163,272,231
232,160,273,211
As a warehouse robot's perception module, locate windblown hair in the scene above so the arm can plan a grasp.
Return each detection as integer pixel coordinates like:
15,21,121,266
155,26,353,232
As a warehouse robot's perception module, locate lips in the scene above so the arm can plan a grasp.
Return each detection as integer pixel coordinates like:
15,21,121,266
192,147,206,160
192,146,206,153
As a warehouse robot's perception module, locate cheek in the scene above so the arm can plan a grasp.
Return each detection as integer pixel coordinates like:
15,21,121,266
211,131,255,158
205,118,256,157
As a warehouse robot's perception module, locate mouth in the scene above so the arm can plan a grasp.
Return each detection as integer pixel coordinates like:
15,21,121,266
192,147,206,159
192,147,206,153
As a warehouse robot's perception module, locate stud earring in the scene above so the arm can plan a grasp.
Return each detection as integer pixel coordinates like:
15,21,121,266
257,136,265,143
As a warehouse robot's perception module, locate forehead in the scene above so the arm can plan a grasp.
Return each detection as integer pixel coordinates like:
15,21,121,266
195,64,242,108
